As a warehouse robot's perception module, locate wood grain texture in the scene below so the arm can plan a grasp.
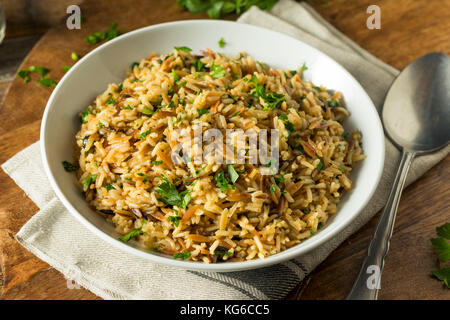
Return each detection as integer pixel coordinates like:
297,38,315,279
0,0,449,300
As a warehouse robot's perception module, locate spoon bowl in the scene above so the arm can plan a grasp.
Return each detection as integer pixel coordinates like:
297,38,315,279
383,52,450,153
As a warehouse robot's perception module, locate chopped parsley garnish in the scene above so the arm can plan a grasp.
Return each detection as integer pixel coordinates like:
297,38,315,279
317,160,324,172
38,77,57,88
210,63,226,79
279,114,294,135
337,144,341,152
105,184,115,191
250,75,285,110
62,161,79,172
121,105,132,110
338,168,345,173
215,170,234,192
227,165,239,184
62,65,71,72
195,166,207,176
218,37,226,48
83,174,97,189
80,108,90,123
174,46,192,52
119,221,146,242
301,209,310,214
168,214,182,227
301,63,308,71
29,66,50,77
269,184,276,193
274,176,285,184
106,97,115,105
167,101,176,109
18,66,52,84
141,108,153,115
139,130,151,140
85,22,121,44
152,160,163,166
312,86,321,91
197,108,210,118
155,176,191,209
193,58,205,71
230,111,240,118
97,122,104,127
328,100,340,108
71,52,79,61
171,69,180,82
340,132,349,139
214,250,232,258
130,62,139,69
173,250,191,260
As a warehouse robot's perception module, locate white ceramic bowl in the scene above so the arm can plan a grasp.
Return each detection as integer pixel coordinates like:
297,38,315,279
41,20,384,272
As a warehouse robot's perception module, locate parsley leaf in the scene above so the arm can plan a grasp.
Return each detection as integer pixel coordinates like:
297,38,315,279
155,176,191,209
152,160,163,166
218,37,226,48
168,214,182,227
85,22,121,44
215,170,234,192
80,108,90,123
431,237,450,262
437,223,450,240
174,46,192,52
432,267,450,289
173,250,191,260
210,63,226,78
317,160,324,172
62,161,79,172
139,129,151,140
105,184,115,191
38,77,57,88
193,58,205,71
197,108,210,118
227,165,239,184
119,221,146,242
328,100,340,108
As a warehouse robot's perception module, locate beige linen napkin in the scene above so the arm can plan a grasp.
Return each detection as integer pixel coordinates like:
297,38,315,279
2,0,449,300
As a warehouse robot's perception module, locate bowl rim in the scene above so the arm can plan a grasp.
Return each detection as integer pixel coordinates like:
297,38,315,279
40,19,385,272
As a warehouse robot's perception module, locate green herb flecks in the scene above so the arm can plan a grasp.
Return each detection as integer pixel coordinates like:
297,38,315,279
227,165,239,184
215,170,234,192
218,37,226,48
62,161,79,172
173,250,191,260
85,22,121,44
210,63,226,79
119,221,146,242
197,108,210,118
139,129,151,140
155,176,192,209
174,46,192,52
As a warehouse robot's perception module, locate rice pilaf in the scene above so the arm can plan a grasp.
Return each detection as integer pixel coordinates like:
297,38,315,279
73,47,365,263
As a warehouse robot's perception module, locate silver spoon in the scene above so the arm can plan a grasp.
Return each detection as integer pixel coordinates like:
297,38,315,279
347,52,450,300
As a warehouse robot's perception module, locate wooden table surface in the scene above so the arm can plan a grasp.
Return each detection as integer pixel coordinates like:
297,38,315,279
0,0,449,300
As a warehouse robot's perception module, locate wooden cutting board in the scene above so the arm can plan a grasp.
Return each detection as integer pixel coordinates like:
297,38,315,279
0,0,449,300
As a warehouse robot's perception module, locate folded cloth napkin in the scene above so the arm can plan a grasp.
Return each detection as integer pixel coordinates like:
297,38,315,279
2,0,449,300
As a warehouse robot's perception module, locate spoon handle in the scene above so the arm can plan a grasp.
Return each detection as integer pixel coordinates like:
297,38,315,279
346,151,415,300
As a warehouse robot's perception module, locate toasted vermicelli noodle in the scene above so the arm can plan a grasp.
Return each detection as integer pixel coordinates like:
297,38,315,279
74,48,365,263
